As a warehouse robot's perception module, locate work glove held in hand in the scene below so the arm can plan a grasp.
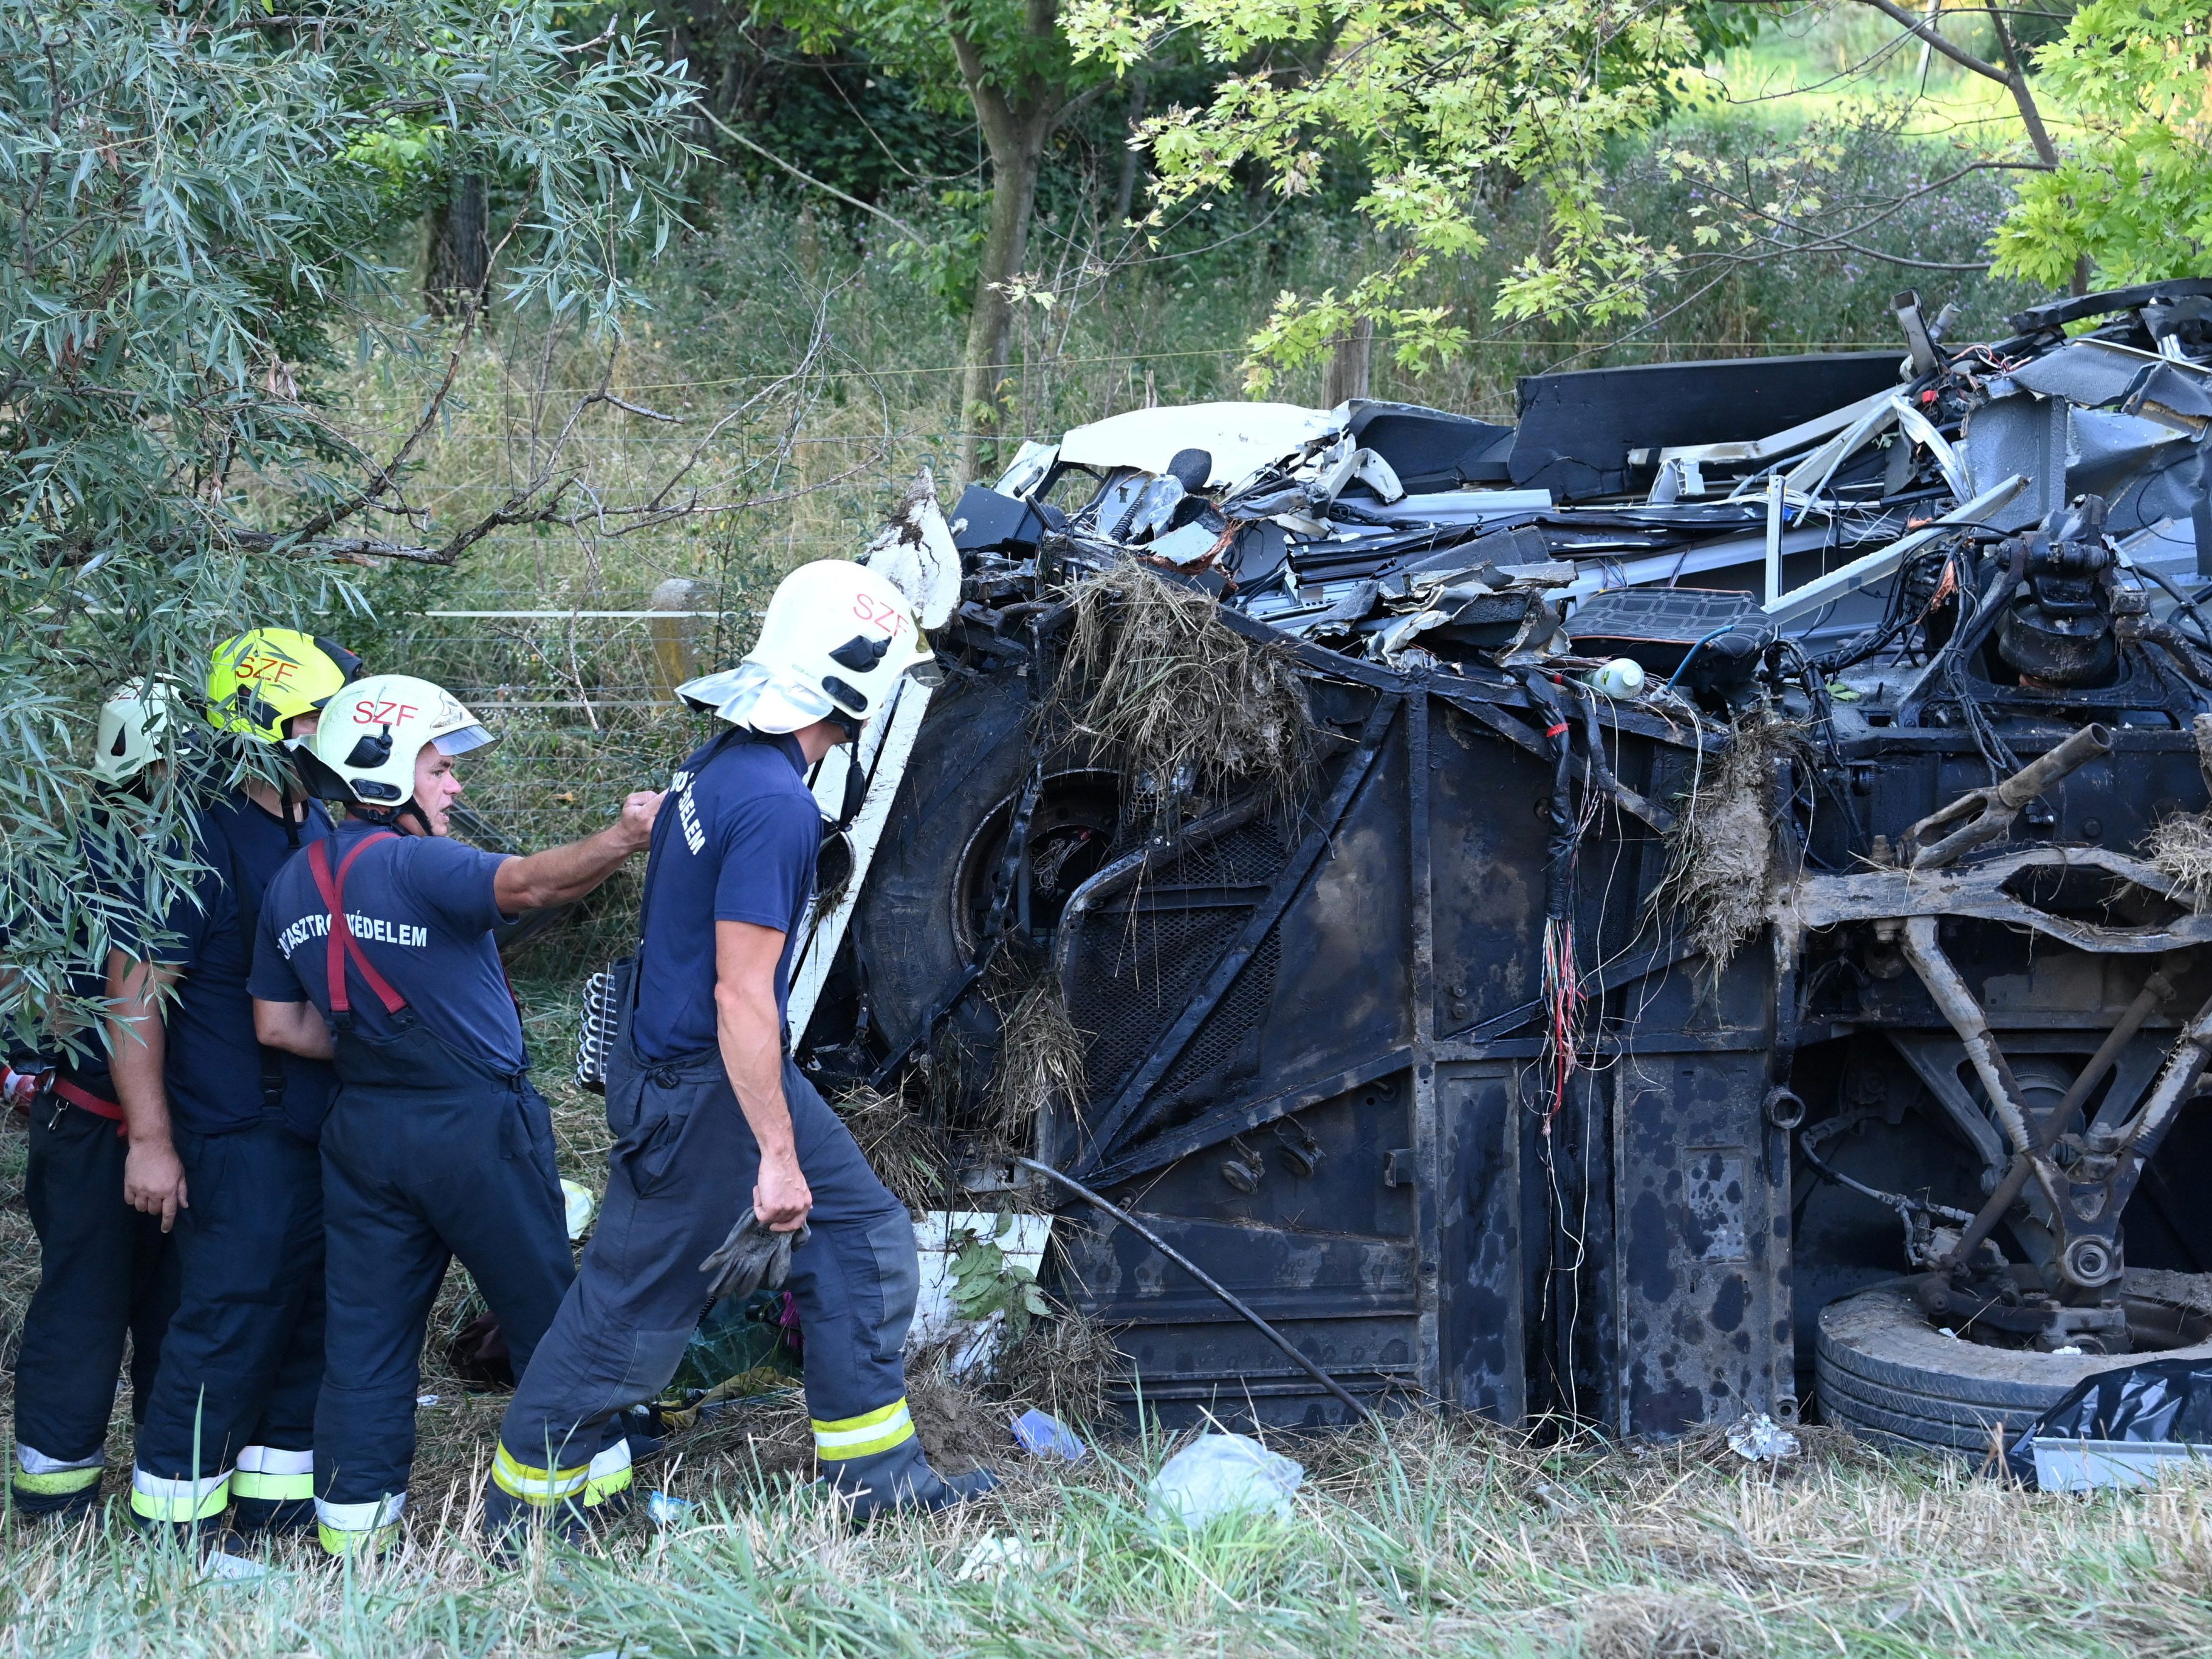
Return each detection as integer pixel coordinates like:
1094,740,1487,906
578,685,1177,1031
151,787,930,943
699,1211,809,1301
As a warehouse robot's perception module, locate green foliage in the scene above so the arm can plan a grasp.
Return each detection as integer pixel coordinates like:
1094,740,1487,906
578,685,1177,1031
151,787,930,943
0,0,694,1046
758,0,1103,123
948,1211,1051,1341
1992,0,2212,287
1066,0,1714,389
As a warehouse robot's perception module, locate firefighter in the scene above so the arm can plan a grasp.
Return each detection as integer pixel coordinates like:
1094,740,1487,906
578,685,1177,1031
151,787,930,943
485,560,991,1542
249,673,659,1556
111,630,362,1543
10,682,184,1519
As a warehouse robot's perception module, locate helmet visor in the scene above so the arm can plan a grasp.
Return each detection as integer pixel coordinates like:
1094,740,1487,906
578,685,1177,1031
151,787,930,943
431,725,496,758
676,662,835,734
906,629,945,688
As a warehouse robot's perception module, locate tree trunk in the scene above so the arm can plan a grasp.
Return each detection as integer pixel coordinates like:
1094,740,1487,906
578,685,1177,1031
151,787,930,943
1111,74,1148,228
1322,316,1374,406
948,2,1062,487
957,117,1048,485
426,173,489,318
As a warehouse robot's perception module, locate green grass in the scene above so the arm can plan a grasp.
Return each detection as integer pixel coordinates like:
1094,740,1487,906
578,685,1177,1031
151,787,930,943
4,1404,2212,1657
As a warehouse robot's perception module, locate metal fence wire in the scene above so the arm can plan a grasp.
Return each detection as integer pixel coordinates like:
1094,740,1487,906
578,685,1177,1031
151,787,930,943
359,591,760,963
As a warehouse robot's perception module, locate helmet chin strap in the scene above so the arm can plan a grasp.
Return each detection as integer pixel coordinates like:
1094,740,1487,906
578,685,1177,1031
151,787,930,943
349,798,436,836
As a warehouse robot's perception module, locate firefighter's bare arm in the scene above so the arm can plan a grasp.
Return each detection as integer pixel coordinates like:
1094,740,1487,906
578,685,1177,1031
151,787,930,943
255,995,335,1060
493,791,663,913
105,949,188,1230
716,918,812,1231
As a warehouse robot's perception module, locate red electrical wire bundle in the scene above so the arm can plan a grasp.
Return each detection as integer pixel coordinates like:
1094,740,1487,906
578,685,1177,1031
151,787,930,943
1540,914,1584,1137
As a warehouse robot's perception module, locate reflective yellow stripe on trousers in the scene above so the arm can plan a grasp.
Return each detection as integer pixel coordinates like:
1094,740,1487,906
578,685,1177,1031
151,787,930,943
231,1445,314,1503
491,1444,588,1507
811,1397,916,1460
583,1438,633,1506
317,1493,405,1556
14,1445,103,1497
130,1466,232,1524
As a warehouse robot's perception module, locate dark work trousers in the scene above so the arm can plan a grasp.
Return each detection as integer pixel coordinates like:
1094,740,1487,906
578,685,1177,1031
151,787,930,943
487,1048,929,1536
130,1110,325,1535
12,1094,179,1519
315,1017,573,1556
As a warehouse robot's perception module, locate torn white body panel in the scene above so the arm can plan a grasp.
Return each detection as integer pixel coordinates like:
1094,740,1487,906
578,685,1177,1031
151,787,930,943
862,468,962,629
1057,402,1343,488
785,672,932,1048
908,1211,1055,1373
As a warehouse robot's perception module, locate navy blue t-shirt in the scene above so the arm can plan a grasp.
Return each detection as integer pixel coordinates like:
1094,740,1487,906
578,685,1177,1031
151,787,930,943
0,907,115,1098
632,731,819,1064
250,819,526,1075
146,792,337,1135
5,816,149,1100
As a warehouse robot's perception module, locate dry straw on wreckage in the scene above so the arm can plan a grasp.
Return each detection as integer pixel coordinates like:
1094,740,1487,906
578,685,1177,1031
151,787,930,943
1653,713,1806,968
1059,559,1313,819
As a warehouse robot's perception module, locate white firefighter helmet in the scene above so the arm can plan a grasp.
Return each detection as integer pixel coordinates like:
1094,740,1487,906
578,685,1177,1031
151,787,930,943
302,673,495,807
676,559,935,734
91,678,185,786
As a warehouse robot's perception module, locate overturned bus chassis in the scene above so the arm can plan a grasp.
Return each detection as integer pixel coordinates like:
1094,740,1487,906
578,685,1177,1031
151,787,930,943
789,281,2212,1446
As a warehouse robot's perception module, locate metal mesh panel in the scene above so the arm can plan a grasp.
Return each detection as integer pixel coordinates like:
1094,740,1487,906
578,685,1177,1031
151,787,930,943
1154,930,1281,1109
1066,810,1292,1116
1069,906,1240,1102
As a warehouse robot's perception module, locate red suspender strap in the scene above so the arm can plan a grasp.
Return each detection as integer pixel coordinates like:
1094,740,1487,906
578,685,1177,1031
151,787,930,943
50,1078,126,1127
306,835,409,1018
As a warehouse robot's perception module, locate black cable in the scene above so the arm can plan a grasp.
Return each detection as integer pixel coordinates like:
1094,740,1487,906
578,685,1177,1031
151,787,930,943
2142,622,2212,688
1015,1157,1378,1425
2135,559,2212,648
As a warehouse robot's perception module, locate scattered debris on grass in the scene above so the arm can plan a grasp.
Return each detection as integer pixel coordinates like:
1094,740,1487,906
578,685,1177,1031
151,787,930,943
1725,1411,1802,1463
1146,1432,1306,1527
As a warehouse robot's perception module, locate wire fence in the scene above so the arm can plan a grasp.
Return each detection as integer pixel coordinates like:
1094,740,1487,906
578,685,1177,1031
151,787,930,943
334,319,1927,951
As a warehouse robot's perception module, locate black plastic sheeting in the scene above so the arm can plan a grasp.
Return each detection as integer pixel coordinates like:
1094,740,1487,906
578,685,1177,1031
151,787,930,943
2004,1358,2212,1485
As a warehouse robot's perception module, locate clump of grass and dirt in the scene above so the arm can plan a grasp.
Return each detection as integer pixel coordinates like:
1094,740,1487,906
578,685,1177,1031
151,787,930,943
1059,560,1315,824
1654,715,1809,969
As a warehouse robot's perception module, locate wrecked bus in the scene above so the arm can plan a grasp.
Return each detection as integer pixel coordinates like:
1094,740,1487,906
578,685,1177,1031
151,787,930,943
768,279,2212,1449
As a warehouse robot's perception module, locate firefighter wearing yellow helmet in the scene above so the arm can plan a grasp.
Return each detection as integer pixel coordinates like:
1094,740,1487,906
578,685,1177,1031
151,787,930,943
108,629,365,1550
485,560,990,1545
204,628,363,747
250,673,662,1555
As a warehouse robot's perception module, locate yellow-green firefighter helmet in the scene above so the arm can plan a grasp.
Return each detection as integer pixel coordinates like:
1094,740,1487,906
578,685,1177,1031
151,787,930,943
204,628,363,744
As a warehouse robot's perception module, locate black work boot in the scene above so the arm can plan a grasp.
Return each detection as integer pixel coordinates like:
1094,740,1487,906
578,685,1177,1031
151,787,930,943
824,1440,999,1522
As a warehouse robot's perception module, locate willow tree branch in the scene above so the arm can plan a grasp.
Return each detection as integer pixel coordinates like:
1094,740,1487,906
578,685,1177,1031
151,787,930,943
1979,2,2060,168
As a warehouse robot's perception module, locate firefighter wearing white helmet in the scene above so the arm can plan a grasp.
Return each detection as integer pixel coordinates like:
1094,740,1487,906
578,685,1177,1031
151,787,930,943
674,557,939,735
90,677,185,787
487,559,988,1543
250,672,663,1556
8,681,187,1521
